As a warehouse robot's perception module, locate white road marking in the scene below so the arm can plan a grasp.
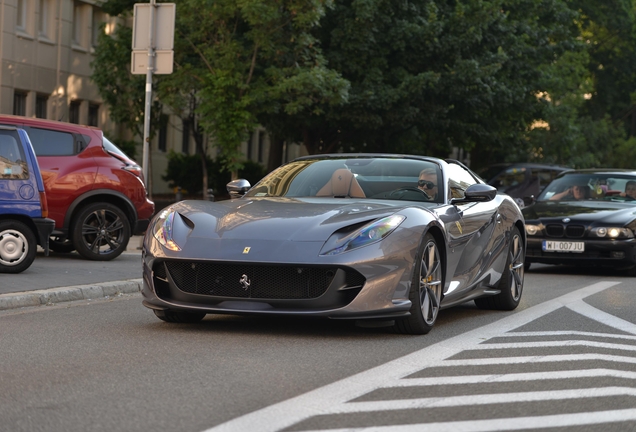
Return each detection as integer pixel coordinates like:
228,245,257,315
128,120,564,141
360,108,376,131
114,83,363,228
328,387,636,413
567,300,636,334
496,330,636,340
204,281,625,432
391,368,636,386
463,340,636,352
296,409,636,432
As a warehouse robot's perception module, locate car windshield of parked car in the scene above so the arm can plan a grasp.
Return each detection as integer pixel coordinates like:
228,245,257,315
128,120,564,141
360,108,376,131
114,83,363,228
244,157,444,203
537,173,636,203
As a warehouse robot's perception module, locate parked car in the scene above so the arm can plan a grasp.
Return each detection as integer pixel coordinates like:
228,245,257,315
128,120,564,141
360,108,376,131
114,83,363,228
0,115,154,261
480,163,570,207
0,126,55,273
141,154,526,334
522,169,636,274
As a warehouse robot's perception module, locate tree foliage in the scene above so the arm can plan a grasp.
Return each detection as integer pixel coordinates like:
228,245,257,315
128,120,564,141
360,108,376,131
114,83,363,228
92,0,636,176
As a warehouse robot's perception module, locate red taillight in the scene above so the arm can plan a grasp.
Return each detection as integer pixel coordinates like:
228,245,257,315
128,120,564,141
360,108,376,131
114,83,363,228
39,191,49,218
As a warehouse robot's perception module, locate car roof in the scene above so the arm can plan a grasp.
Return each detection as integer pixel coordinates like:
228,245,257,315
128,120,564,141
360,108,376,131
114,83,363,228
292,153,446,164
557,168,636,176
0,114,101,133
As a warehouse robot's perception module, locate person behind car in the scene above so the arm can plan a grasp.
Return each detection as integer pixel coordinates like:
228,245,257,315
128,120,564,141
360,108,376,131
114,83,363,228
418,168,439,201
549,184,591,201
620,180,636,200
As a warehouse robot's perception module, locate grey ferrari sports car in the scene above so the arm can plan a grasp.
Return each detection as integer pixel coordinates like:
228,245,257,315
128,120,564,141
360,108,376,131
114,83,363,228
141,154,526,334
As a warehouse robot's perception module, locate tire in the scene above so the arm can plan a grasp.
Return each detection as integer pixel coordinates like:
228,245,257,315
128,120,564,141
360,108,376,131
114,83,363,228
72,202,131,261
49,237,75,253
394,233,444,335
0,220,37,273
475,226,525,310
153,309,206,323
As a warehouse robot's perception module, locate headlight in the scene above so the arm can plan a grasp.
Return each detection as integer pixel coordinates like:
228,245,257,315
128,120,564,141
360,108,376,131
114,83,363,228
591,227,634,239
525,224,541,236
152,209,182,251
320,215,406,256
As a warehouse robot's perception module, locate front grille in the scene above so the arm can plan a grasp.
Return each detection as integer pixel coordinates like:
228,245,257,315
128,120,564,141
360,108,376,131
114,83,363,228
158,261,365,300
546,224,564,237
565,225,585,238
546,224,585,238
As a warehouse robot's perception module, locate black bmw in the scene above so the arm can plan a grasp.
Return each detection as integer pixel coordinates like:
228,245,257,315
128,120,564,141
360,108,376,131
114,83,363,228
522,169,636,274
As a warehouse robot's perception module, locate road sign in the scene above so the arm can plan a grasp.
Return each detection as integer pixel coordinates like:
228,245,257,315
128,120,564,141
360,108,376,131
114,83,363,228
131,50,174,74
132,3,175,51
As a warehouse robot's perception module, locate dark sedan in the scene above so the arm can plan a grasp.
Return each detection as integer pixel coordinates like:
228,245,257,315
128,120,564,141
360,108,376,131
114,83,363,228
522,169,636,274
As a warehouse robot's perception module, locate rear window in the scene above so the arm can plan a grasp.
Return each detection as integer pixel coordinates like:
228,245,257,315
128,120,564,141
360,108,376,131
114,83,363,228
0,130,28,179
27,127,75,156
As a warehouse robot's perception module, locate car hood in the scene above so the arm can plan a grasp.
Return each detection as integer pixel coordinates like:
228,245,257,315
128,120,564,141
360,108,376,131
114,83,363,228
169,197,418,242
522,200,636,225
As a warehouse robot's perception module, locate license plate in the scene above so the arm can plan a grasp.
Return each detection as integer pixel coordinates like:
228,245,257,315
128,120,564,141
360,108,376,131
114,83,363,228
542,240,585,253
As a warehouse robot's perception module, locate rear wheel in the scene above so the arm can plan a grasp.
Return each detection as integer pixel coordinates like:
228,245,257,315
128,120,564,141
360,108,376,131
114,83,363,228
0,220,37,273
394,233,443,335
153,309,206,323
475,226,524,310
72,202,130,261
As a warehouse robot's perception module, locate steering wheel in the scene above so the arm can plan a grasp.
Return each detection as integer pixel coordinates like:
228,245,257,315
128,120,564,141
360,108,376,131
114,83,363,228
389,186,431,200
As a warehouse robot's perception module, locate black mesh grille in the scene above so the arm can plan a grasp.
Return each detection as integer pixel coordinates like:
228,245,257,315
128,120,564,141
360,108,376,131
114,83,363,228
546,224,564,237
546,224,585,238
565,225,585,238
159,261,364,300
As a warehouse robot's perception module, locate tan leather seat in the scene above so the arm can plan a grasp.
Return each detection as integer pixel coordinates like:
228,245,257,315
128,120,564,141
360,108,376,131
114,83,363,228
316,168,366,198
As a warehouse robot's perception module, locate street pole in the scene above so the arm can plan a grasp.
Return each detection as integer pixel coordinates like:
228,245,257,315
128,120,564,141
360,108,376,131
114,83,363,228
142,0,156,198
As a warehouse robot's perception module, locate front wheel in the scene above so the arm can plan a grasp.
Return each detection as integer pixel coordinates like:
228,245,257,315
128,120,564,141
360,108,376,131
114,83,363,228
0,220,37,273
394,233,443,335
72,202,130,261
475,226,524,310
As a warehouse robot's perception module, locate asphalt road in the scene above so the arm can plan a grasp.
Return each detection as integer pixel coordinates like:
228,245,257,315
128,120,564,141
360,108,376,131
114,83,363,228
0,236,144,295
1,264,635,432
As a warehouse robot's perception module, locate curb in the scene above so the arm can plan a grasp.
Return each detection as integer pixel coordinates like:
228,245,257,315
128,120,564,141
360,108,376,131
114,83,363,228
0,279,143,311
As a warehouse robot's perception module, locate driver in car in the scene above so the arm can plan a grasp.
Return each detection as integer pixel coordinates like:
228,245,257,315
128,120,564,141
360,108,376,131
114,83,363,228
418,168,439,201
620,180,636,200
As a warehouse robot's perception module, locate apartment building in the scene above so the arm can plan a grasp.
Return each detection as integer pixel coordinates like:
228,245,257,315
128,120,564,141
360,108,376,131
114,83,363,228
0,0,306,194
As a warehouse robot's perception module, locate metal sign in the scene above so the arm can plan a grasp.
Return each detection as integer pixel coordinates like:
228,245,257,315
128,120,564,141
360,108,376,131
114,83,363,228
131,50,174,75
132,3,175,51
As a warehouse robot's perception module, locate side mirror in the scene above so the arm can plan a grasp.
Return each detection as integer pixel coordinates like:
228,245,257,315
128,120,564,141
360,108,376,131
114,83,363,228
227,179,251,197
450,184,497,205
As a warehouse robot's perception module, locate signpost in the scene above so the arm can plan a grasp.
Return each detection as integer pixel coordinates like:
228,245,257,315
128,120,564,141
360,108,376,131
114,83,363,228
131,1,175,196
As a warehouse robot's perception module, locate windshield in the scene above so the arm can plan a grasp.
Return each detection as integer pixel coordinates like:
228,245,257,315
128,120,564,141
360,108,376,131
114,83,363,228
538,173,636,203
244,157,444,203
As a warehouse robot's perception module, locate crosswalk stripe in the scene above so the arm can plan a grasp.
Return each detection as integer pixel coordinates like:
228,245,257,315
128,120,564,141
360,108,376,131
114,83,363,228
464,340,636,352
496,331,636,340
297,409,636,432
328,387,636,413
389,368,636,386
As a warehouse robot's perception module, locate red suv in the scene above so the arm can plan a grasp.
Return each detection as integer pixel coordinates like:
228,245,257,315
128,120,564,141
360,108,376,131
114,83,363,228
0,115,154,261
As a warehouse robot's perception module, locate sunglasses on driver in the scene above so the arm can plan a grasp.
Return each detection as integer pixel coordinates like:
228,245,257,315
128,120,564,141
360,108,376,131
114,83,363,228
418,179,437,189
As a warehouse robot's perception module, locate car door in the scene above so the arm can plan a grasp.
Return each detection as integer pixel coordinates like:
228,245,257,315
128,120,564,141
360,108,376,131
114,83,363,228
439,162,500,302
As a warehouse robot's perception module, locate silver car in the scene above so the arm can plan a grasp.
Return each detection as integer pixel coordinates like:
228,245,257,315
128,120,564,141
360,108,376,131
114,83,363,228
141,154,526,334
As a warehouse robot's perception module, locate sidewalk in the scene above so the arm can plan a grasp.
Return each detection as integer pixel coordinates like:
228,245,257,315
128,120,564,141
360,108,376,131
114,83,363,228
0,235,146,312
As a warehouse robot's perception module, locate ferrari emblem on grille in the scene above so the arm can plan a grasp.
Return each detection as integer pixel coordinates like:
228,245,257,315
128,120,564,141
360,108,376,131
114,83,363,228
239,274,251,290
243,247,251,254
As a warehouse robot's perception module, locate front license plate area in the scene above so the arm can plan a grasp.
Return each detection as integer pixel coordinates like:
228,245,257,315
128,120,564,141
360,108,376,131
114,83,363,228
542,240,585,253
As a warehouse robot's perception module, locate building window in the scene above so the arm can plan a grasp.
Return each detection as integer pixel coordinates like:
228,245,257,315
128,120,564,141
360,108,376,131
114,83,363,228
13,91,27,116
158,115,168,152
69,101,81,124
91,7,103,48
17,0,27,31
258,131,265,163
88,103,99,126
36,95,48,119
38,0,50,38
181,119,190,154
72,1,83,46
